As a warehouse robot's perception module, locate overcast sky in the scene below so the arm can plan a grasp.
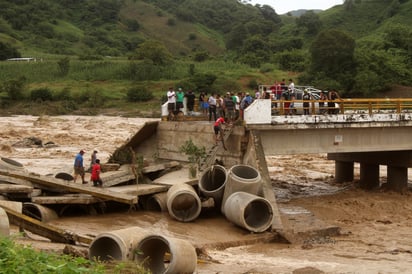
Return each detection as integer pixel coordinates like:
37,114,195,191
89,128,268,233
248,0,343,14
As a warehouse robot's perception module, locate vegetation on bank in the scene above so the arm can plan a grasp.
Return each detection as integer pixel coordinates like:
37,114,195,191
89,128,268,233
0,236,148,274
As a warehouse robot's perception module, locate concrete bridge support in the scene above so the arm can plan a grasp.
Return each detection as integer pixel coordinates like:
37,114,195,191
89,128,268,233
334,161,354,183
359,163,380,190
386,166,408,192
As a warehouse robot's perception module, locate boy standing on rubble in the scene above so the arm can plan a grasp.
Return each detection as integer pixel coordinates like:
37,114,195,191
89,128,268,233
91,159,103,187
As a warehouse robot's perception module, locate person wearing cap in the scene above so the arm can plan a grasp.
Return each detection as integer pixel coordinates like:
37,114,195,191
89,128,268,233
88,149,98,172
73,150,87,184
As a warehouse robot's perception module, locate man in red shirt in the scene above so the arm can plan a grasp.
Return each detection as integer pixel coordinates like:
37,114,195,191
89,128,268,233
213,115,226,145
91,159,103,187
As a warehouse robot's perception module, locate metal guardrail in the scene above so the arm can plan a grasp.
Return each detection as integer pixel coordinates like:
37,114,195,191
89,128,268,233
271,98,412,116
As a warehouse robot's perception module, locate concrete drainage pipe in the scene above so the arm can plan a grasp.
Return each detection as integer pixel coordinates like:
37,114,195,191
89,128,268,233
136,234,197,274
221,164,262,214
167,183,201,222
223,191,274,233
145,192,168,212
89,227,149,261
23,203,58,222
0,157,25,171
0,207,10,236
199,165,227,207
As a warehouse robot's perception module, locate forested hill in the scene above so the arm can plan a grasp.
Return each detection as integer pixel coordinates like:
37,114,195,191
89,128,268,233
0,0,281,57
0,0,411,95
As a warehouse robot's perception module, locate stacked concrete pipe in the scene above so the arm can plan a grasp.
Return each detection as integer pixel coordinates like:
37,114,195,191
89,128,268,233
0,207,10,236
23,202,58,222
145,192,168,212
136,234,197,274
221,164,262,213
89,227,198,273
89,227,150,261
199,165,227,207
167,183,201,222
223,191,274,233
220,164,274,233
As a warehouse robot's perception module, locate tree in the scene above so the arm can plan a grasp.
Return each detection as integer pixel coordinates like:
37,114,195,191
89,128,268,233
132,40,173,66
309,29,356,85
296,11,322,35
0,42,21,61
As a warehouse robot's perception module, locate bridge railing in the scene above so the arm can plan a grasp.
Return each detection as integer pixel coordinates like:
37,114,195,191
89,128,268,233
271,98,412,116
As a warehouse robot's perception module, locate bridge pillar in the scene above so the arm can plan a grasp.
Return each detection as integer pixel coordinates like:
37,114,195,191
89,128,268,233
359,163,380,190
334,161,354,183
386,166,408,192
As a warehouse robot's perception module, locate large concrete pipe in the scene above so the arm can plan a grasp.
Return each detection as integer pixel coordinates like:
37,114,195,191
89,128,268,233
89,227,149,261
167,183,201,222
22,203,58,222
221,164,262,213
0,207,10,236
0,157,26,171
199,165,227,207
136,234,197,274
223,192,274,233
55,172,74,181
145,192,168,212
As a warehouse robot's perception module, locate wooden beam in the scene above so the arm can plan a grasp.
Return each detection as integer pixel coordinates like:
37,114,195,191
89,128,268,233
32,194,101,205
0,183,33,193
0,170,137,205
0,206,92,245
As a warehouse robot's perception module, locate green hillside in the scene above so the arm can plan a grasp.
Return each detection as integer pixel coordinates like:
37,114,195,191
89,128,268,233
0,0,411,116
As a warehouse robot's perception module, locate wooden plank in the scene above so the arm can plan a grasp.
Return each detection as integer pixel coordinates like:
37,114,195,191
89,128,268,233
1,206,92,245
109,184,169,196
32,194,101,205
0,170,137,205
0,183,33,193
0,174,33,186
141,161,181,174
102,173,136,188
152,168,198,186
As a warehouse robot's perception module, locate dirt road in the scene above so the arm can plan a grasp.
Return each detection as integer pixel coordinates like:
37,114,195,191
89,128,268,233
1,115,412,273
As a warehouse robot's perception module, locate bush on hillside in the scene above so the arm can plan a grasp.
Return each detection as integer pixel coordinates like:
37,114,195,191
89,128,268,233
1,77,26,100
30,88,53,101
126,85,153,102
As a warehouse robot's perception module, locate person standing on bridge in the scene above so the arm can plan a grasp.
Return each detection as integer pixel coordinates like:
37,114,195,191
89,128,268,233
328,89,341,114
167,87,176,120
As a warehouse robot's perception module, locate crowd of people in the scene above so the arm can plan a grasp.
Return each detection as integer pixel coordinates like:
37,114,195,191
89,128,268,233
165,79,341,121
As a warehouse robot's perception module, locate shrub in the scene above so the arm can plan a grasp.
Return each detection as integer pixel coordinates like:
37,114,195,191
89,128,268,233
126,85,153,102
30,88,53,101
2,77,26,100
